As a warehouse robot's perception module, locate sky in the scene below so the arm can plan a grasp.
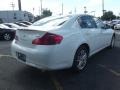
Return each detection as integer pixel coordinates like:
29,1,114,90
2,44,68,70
0,0,119,17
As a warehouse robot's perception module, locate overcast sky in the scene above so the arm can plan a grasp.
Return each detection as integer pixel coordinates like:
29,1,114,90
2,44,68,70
0,0,119,16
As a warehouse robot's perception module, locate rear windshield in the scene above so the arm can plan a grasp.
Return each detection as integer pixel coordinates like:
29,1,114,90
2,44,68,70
32,16,71,27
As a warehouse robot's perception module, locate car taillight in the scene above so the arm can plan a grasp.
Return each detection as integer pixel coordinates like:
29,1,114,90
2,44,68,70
32,32,63,45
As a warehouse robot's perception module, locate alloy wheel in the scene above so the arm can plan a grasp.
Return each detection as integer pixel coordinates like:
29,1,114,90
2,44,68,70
4,33,11,41
76,49,88,70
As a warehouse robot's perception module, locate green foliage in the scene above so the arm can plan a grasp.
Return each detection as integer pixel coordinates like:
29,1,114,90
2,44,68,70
116,16,120,19
34,9,52,22
101,11,116,21
42,9,52,17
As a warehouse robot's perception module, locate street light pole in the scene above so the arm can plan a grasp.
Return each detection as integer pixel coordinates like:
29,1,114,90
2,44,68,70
40,0,43,15
62,3,63,15
10,2,15,11
18,0,22,11
102,0,104,15
84,6,87,14
74,8,76,14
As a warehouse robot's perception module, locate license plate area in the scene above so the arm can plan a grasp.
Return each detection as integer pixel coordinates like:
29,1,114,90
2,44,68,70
16,52,26,62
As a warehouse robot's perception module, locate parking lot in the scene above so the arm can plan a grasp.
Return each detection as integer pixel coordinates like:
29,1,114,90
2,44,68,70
0,31,120,90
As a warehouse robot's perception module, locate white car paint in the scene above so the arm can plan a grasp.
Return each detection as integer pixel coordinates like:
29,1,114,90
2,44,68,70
11,14,114,70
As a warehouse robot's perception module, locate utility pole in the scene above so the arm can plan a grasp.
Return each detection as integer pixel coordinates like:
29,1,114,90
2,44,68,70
102,0,104,15
33,8,35,21
40,0,43,15
74,8,76,14
33,8,35,15
18,0,22,11
10,2,15,11
84,6,87,14
62,3,63,15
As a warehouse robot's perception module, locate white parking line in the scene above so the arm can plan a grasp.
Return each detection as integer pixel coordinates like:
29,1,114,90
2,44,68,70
49,73,63,90
98,64,120,77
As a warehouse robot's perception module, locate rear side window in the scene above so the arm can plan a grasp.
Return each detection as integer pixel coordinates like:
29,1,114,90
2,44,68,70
93,17,105,28
78,16,97,28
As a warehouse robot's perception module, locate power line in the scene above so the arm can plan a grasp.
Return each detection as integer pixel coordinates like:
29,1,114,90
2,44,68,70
10,2,15,11
74,8,76,14
102,0,104,14
84,6,87,14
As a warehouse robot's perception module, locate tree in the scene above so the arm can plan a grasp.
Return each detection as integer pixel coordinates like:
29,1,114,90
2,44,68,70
42,9,52,17
101,11,116,21
116,16,120,19
34,9,52,22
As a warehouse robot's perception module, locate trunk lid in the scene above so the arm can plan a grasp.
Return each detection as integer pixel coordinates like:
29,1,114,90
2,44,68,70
16,28,47,48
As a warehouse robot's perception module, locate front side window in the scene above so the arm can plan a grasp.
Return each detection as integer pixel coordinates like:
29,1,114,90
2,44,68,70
78,16,97,28
94,17,105,28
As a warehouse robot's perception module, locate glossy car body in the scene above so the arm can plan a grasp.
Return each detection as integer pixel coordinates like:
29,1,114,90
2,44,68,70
11,14,114,70
15,22,28,27
4,23,20,29
19,21,32,25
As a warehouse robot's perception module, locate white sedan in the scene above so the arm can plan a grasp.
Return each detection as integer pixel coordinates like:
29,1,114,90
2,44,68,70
114,23,120,30
11,14,115,71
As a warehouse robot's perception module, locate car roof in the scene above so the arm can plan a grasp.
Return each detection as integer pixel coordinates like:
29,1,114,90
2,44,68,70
34,14,93,24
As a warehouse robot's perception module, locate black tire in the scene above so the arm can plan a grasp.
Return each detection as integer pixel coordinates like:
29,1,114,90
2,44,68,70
72,46,88,72
109,35,115,48
3,33,12,41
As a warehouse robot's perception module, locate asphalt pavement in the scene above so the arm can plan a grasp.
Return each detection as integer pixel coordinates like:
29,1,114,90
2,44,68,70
0,31,120,90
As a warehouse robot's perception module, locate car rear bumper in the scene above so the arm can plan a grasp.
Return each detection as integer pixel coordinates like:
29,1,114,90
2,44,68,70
11,40,72,70
11,41,55,70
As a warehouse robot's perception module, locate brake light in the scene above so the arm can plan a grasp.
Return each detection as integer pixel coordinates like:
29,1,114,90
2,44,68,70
32,33,63,45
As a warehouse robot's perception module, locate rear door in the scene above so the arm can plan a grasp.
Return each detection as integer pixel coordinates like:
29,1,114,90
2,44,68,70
94,18,113,46
78,16,103,53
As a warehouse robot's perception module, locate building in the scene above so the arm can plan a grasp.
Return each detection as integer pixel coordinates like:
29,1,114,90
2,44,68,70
0,10,34,23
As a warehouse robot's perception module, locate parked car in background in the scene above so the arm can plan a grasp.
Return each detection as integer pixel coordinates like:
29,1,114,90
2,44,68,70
19,21,32,25
11,14,115,71
4,23,20,29
0,24,16,40
114,23,120,30
110,20,120,29
15,22,28,27
0,24,9,28
103,21,111,26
